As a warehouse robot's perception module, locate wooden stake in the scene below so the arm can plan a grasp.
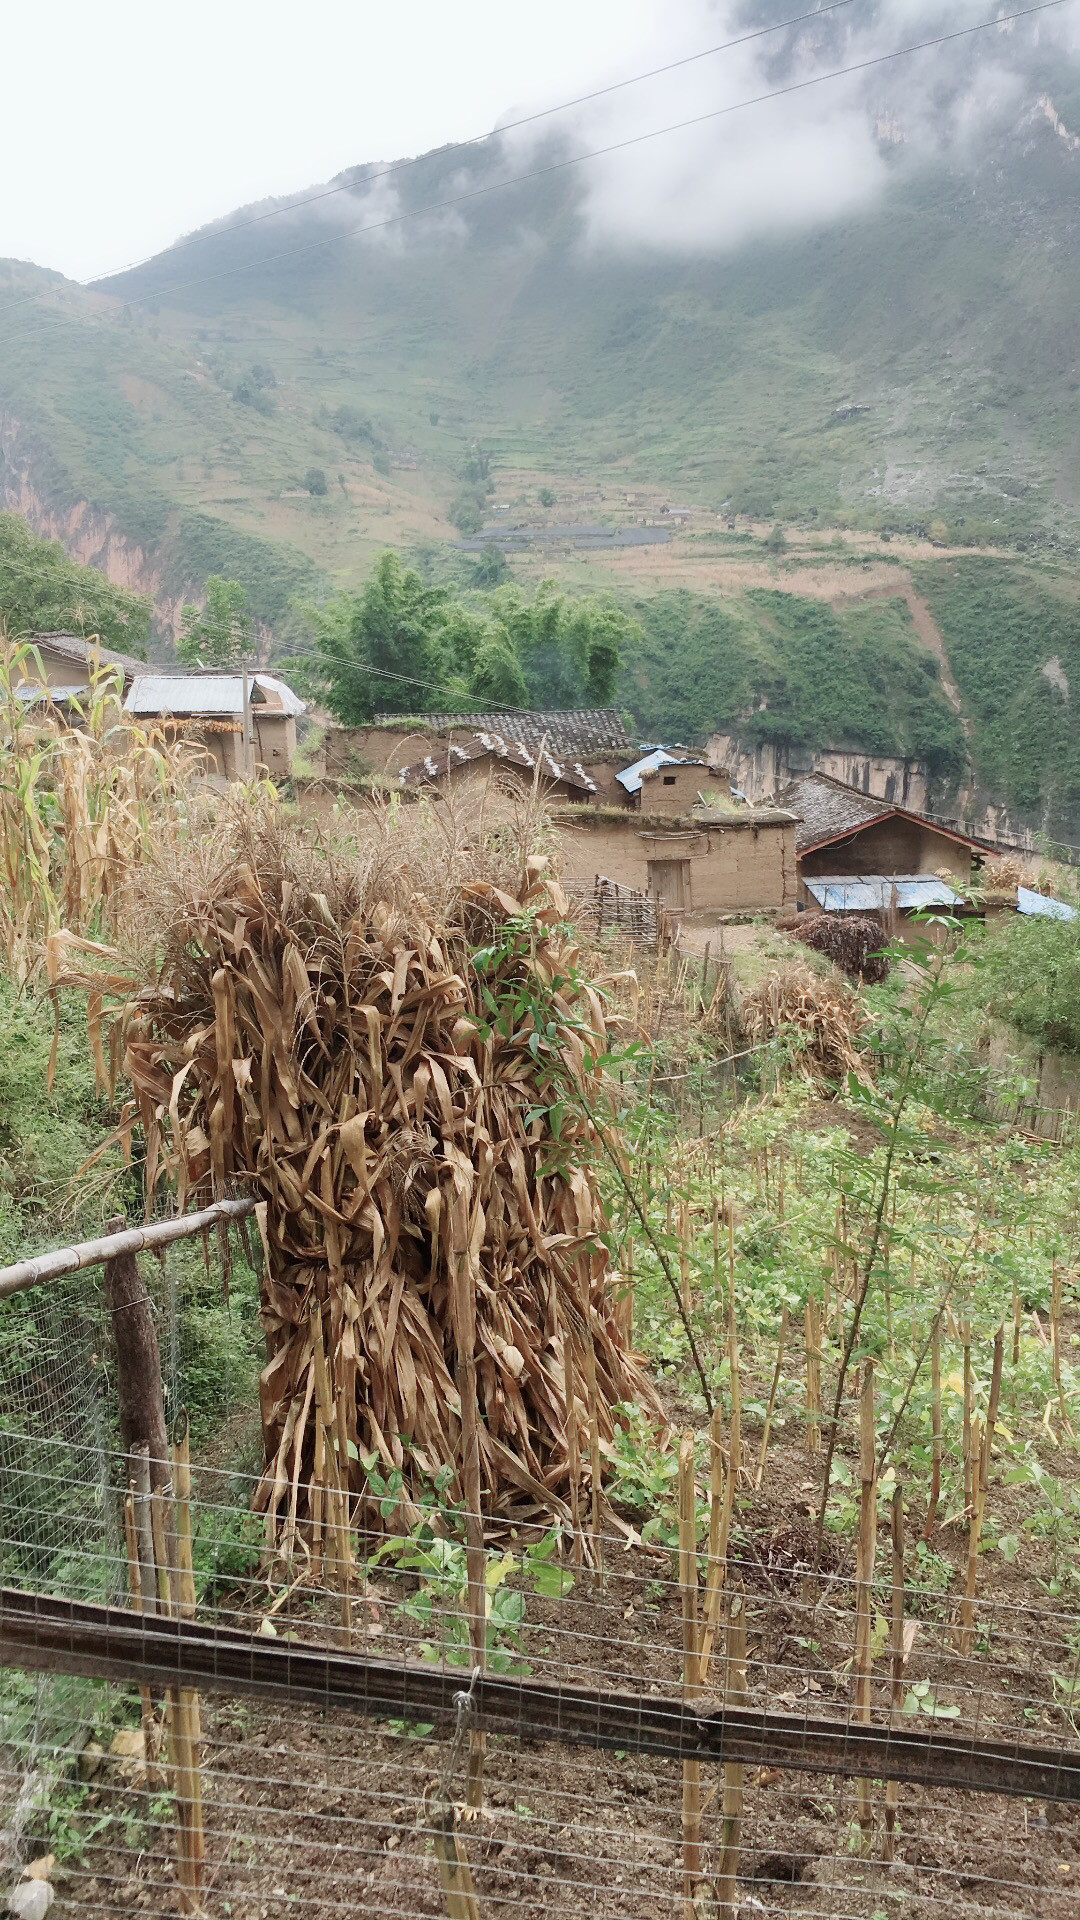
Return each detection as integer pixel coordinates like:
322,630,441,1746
883,1483,905,1863
451,1195,486,1810
961,1319,973,1513
1050,1262,1070,1433
803,1298,821,1454
122,1487,157,1763
854,1361,876,1849
957,1415,986,1658
104,1219,170,1494
717,1588,747,1920
699,1406,728,1676
727,1214,741,1482
433,1804,481,1920
755,1305,789,1489
982,1326,1005,1492
923,1321,942,1541
678,1434,704,1913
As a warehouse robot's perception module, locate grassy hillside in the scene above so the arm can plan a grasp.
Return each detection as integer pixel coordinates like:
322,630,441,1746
619,586,966,779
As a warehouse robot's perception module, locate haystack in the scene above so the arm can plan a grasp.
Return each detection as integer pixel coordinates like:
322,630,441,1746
70,798,657,1544
792,912,890,984
741,961,866,1084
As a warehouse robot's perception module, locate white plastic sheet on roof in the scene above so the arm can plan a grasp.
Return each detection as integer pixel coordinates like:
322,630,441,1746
1017,885,1078,922
804,875,962,913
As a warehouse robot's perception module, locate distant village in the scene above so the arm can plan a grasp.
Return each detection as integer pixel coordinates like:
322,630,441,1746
20,629,1076,938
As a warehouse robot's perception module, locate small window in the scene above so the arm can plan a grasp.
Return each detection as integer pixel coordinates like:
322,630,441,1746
662,774,677,786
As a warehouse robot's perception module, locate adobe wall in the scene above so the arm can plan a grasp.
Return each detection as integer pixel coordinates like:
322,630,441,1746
799,816,974,883
255,713,296,777
556,814,797,911
637,762,718,815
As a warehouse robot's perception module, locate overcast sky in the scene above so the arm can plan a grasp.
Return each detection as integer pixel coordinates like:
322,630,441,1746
3,0,668,281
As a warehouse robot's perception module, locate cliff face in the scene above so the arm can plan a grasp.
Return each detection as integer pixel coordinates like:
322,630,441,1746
0,415,188,636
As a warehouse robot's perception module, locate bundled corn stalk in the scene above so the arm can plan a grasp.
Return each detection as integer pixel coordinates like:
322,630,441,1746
64,798,657,1544
741,961,867,1086
792,911,890,984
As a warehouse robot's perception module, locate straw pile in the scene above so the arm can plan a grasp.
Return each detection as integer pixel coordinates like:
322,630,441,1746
792,912,890,984
69,798,657,1543
741,962,866,1084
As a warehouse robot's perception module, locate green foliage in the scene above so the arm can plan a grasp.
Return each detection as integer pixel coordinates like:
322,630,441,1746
298,553,635,721
177,574,252,667
0,513,150,652
622,587,966,778
448,489,486,536
978,913,1080,1053
915,558,1080,831
538,487,556,508
304,467,327,496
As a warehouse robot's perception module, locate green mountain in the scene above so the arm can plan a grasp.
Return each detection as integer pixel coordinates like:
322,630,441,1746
1,11,1079,831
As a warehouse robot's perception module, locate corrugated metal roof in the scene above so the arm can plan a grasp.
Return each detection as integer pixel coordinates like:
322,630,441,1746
804,874,963,912
124,673,305,718
617,749,705,794
1017,885,1078,922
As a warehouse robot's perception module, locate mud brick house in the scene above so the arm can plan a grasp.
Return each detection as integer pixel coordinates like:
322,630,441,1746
556,801,798,913
616,748,730,816
778,772,988,912
398,732,598,804
15,631,147,709
325,707,634,805
124,672,305,781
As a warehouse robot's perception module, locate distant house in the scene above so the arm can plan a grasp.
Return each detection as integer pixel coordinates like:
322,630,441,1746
558,797,798,915
617,749,728,815
778,772,989,911
398,732,598,804
326,707,634,805
124,672,305,781
15,631,147,707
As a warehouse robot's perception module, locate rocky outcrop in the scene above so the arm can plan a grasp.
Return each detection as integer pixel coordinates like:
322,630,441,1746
0,415,188,636
706,734,934,813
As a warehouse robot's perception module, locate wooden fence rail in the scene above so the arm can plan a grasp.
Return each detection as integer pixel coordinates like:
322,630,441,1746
0,1196,258,1300
2,1588,1077,1805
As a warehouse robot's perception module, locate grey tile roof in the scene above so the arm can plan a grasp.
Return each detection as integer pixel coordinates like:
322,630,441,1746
399,732,597,796
776,773,895,853
375,707,633,760
30,631,149,678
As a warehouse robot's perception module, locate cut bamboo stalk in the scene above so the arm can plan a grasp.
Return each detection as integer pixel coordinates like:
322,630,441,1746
1051,1261,1070,1433
961,1318,973,1513
957,1414,986,1658
854,1361,876,1850
561,1308,583,1567
699,1407,728,1676
1012,1262,1022,1366
679,1198,692,1321
884,1483,905,1863
755,1305,789,1489
433,1803,482,1920
582,1309,604,1583
717,1587,747,1920
451,1199,487,1810
727,1214,741,1482
804,1298,821,1454
678,1433,704,1914
923,1321,942,1541
168,1417,206,1913
122,1487,157,1763
982,1326,1005,1492
620,1236,635,1349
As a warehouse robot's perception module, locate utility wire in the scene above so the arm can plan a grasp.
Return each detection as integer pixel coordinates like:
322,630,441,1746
0,0,864,332
0,0,1068,344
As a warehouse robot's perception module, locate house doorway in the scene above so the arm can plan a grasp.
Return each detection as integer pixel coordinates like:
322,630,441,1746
647,858,691,909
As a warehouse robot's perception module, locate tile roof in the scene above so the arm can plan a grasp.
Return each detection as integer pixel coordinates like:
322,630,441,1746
398,732,597,796
776,772,895,853
375,707,633,760
29,631,149,678
124,672,305,718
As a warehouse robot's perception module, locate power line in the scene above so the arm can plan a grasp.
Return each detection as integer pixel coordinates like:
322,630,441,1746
0,0,1068,346
0,0,864,334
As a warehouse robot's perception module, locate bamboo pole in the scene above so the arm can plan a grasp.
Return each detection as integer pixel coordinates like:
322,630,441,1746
755,1305,789,1489
0,1196,256,1298
717,1588,747,1920
727,1213,741,1483
171,1414,206,1910
854,1361,876,1850
957,1414,986,1659
451,1196,486,1810
804,1298,821,1454
923,1321,942,1541
122,1487,157,1766
433,1805,482,1920
961,1319,973,1513
884,1484,905,1862
678,1434,704,1914
699,1406,728,1676
982,1326,1005,1492
1050,1261,1070,1433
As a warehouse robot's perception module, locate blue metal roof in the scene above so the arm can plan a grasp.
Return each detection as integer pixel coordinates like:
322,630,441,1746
1017,885,1078,922
804,874,962,913
617,748,704,794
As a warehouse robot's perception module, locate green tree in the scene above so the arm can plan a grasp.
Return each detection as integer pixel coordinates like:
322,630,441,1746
0,513,151,653
307,552,453,723
305,468,328,496
538,487,556,508
489,583,634,707
177,576,253,667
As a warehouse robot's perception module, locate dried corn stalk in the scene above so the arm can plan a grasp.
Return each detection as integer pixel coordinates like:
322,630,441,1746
74,803,657,1543
741,962,866,1086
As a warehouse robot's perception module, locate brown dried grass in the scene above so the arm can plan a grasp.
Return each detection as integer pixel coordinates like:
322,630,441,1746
740,961,867,1085
61,789,658,1545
